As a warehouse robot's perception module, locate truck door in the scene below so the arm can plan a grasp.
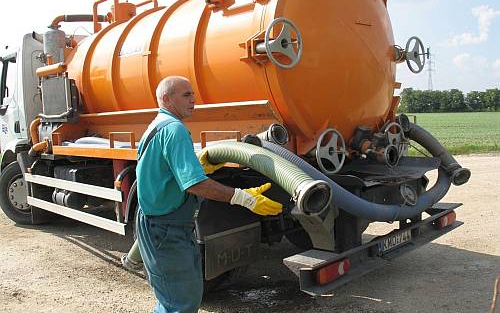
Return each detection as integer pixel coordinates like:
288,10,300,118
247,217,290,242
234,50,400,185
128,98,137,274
0,52,20,151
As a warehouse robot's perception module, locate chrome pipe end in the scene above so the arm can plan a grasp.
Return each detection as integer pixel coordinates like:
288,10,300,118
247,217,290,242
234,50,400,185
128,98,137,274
295,180,332,214
257,123,289,146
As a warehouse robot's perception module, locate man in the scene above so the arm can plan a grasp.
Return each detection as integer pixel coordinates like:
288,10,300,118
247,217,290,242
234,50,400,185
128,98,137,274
136,76,283,313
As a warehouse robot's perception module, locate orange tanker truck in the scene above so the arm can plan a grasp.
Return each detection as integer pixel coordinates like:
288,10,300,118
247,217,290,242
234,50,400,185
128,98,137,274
0,0,471,295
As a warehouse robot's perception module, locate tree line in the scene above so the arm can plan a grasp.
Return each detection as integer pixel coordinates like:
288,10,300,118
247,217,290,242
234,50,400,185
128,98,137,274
399,88,500,113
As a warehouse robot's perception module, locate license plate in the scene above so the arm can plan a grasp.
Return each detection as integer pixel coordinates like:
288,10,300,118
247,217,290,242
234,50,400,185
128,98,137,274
378,229,412,254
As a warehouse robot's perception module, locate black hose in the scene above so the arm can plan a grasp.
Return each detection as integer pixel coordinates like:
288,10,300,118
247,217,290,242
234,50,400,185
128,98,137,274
408,123,471,186
261,140,451,222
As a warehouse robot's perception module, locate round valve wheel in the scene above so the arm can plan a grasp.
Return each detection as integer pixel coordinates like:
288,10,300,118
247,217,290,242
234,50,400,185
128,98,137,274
315,128,347,175
405,36,426,74
383,122,408,159
264,17,303,69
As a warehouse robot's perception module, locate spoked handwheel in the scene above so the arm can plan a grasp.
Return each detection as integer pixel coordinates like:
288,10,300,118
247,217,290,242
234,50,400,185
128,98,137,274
315,128,347,175
405,36,426,73
383,122,409,159
263,17,303,69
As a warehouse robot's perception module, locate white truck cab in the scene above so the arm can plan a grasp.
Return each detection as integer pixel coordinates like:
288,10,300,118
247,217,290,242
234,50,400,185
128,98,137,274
0,34,44,169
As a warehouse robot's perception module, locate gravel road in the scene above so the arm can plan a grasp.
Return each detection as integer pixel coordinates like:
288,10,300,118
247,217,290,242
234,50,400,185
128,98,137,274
1,154,499,313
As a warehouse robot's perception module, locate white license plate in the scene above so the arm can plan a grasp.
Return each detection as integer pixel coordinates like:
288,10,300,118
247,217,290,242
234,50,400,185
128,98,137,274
378,229,412,254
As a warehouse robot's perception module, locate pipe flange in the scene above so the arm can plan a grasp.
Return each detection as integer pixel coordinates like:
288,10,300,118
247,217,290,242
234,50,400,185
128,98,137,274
396,114,412,133
267,123,289,145
384,144,400,168
400,184,417,206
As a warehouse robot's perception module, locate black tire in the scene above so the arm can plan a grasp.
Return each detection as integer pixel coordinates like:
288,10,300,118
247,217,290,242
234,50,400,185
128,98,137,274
127,180,139,240
0,161,32,224
203,264,248,294
285,228,313,250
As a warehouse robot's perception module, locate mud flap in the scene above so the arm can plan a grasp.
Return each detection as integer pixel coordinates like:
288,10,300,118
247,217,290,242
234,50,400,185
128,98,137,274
203,222,261,280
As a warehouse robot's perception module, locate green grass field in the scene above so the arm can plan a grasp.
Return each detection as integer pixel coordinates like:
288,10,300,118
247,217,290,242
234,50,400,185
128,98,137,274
407,112,500,155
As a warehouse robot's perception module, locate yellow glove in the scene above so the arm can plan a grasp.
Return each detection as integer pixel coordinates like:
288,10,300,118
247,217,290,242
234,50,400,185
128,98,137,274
230,183,283,216
197,150,225,174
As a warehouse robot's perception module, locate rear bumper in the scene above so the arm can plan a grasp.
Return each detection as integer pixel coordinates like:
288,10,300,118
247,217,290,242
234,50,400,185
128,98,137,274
283,202,462,296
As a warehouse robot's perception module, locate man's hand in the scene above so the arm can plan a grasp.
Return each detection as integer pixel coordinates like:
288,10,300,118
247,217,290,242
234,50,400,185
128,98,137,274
197,150,225,174
230,183,283,216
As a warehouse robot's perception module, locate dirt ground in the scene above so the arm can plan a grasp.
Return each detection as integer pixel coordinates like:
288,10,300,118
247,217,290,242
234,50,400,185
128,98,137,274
1,154,499,313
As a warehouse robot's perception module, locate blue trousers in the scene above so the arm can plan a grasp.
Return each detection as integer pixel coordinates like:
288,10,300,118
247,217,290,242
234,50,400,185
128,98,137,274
137,195,203,313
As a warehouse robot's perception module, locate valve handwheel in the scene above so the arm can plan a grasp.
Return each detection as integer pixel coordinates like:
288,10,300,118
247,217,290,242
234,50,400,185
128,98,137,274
315,129,346,175
405,36,426,74
264,17,303,69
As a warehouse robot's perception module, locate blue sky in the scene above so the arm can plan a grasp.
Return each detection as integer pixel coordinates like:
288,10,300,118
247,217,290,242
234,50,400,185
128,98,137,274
389,0,500,92
0,0,498,92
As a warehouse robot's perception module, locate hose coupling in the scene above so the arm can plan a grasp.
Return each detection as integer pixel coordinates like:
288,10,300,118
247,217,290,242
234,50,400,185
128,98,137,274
257,123,289,146
294,180,332,215
450,167,471,186
242,134,263,147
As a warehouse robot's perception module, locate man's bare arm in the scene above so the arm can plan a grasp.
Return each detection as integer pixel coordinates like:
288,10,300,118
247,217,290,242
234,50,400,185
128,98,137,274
187,178,234,203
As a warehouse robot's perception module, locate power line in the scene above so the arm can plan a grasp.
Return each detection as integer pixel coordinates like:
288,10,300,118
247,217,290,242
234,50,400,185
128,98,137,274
427,47,435,91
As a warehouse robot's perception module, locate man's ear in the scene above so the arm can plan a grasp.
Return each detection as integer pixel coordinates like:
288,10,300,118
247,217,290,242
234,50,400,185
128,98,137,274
161,93,168,105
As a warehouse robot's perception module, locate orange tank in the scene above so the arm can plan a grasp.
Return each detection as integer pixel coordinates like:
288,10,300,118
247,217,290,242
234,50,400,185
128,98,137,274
66,0,397,155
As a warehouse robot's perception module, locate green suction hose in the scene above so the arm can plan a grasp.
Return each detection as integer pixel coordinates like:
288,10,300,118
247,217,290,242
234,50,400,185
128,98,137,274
206,142,331,213
122,141,331,270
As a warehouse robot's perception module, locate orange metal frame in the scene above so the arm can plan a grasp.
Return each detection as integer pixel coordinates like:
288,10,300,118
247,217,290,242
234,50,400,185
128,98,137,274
50,101,277,161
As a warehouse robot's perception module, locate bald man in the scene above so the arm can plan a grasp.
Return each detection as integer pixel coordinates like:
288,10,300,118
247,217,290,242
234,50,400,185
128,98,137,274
136,76,282,313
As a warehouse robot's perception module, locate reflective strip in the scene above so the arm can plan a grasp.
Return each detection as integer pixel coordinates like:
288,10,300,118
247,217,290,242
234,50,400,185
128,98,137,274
27,197,126,235
24,173,122,202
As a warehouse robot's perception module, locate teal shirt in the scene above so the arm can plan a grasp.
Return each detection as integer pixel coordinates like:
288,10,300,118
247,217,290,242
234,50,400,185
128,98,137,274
136,109,208,215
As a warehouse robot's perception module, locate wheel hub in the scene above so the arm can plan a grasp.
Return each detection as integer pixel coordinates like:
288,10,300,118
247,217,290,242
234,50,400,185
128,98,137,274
8,177,29,211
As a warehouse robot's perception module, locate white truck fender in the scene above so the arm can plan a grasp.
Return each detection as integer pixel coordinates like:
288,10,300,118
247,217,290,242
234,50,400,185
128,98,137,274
1,138,29,172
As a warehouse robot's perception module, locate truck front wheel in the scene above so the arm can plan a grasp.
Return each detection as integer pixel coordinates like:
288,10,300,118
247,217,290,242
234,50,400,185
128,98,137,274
0,161,32,224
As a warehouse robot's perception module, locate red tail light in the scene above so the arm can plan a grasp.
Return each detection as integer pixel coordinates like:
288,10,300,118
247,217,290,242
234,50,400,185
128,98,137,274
436,211,456,229
316,258,350,285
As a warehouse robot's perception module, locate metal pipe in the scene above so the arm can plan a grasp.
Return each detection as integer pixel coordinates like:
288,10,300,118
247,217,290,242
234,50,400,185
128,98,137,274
38,108,73,120
36,62,67,77
29,118,41,145
28,139,49,157
51,14,107,28
93,0,118,32
32,32,44,44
